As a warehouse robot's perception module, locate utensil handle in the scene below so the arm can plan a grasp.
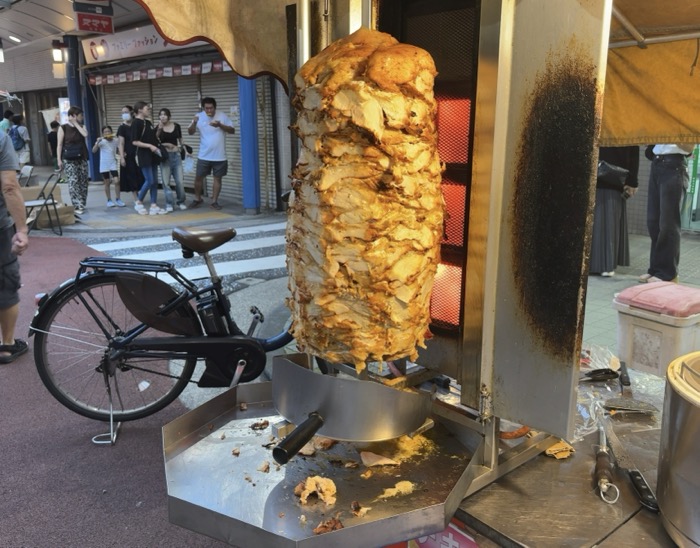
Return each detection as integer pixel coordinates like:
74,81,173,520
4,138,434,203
628,470,659,512
619,361,631,387
272,412,324,465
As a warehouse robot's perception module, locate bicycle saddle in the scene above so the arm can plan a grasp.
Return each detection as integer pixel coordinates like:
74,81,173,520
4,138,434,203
172,226,237,254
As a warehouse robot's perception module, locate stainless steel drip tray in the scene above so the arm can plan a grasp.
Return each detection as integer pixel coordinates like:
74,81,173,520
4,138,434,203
163,382,472,547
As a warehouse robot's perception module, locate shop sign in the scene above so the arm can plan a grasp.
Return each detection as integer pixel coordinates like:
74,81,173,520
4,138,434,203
76,12,114,34
81,24,209,65
88,60,233,86
73,1,114,16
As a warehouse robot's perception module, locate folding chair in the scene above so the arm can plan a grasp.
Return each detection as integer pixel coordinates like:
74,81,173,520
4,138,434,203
24,172,62,236
17,165,34,187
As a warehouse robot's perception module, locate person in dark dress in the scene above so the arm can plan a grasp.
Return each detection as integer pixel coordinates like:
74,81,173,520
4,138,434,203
117,105,143,203
47,121,59,171
589,146,640,277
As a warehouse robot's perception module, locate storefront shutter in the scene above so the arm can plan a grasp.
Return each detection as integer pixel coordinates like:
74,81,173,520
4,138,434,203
103,80,152,129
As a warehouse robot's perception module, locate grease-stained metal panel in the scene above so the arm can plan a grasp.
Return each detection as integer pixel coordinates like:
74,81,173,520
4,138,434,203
481,0,611,440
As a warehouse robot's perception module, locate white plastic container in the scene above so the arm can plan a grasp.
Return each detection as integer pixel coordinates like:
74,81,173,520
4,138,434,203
613,282,700,376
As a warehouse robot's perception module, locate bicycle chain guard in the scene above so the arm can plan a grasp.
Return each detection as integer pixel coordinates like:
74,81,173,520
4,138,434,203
115,272,200,336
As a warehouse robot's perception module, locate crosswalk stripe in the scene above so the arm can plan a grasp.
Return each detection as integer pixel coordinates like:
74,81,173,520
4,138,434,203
109,235,285,263
89,221,287,252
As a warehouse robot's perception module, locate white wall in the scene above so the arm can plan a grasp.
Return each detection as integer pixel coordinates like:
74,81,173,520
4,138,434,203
0,48,67,93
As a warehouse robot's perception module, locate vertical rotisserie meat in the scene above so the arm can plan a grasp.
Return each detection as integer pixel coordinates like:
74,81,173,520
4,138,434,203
286,28,443,369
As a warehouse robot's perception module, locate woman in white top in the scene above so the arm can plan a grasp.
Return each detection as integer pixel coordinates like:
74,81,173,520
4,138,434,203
92,125,124,208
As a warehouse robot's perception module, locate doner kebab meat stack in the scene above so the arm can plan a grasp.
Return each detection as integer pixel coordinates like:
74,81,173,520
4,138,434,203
286,28,444,369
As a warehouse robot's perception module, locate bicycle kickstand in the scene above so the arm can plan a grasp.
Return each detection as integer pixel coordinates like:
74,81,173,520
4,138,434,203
92,378,122,446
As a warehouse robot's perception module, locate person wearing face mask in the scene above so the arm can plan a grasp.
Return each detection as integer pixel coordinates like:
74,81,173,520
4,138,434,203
117,105,143,204
92,125,123,208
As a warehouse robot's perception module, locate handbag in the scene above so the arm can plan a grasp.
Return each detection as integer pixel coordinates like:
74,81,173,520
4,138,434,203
180,144,193,161
154,144,169,164
62,142,84,161
597,160,629,189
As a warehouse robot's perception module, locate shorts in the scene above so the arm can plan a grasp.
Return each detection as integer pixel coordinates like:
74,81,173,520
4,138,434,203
18,150,30,165
0,226,21,308
101,170,119,179
196,159,228,178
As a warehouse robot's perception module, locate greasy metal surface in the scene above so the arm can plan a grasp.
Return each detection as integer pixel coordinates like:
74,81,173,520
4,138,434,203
457,369,676,546
481,0,610,440
272,356,432,442
163,382,473,547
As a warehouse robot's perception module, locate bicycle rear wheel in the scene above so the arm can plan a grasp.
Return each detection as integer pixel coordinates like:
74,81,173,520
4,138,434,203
33,273,199,421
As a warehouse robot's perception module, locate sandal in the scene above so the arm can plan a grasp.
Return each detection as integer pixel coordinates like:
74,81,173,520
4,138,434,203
210,202,222,210
189,199,203,209
0,339,28,364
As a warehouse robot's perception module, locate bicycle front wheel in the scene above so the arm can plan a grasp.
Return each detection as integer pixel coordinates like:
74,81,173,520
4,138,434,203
33,274,199,421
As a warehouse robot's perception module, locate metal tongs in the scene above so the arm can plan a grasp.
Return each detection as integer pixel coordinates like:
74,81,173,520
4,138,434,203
594,425,620,504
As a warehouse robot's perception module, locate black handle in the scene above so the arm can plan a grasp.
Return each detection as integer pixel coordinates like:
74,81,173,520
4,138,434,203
272,412,324,465
594,450,614,487
628,470,659,512
619,361,631,387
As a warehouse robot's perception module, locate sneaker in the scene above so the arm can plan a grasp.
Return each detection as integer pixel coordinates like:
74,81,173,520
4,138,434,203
647,276,664,283
638,273,652,283
601,271,615,277
134,202,145,212
115,199,126,207
75,208,85,216
165,205,174,213
0,338,29,364
107,200,116,208
150,206,168,216
178,203,188,211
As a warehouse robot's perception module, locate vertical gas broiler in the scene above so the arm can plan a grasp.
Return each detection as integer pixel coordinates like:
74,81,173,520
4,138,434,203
163,1,612,545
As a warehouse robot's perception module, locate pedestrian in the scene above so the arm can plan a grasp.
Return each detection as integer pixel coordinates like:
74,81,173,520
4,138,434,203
117,105,143,203
9,114,31,170
0,110,13,134
187,97,235,210
56,106,89,215
131,101,167,215
47,120,59,171
589,146,639,277
0,128,30,363
156,108,187,212
640,143,695,283
92,125,124,208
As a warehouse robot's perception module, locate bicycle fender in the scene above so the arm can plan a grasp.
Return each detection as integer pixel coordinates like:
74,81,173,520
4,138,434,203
29,272,96,336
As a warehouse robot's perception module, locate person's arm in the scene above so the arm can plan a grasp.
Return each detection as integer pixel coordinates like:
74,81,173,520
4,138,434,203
187,115,199,136
72,119,88,138
92,137,102,153
677,143,695,155
1,169,28,255
210,116,235,134
56,126,65,171
21,127,31,143
118,131,126,167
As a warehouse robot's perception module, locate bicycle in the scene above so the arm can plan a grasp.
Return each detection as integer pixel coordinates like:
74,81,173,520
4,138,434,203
29,226,294,426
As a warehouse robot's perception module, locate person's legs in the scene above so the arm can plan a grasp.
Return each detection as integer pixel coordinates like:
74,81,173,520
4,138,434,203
171,153,186,207
112,171,121,203
646,163,661,276
0,227,25,362
137,165,155,203
652,160,687,280
160,160,174,208
148,165,160,206
210,161,228,208
190,160,211,206
102,174,113,203
77,161,90,210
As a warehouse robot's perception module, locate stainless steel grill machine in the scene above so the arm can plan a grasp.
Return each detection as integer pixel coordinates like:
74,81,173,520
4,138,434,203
163,1,612,545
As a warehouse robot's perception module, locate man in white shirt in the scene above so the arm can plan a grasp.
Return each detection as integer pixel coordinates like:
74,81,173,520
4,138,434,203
639,143,694,283
187,97,235,210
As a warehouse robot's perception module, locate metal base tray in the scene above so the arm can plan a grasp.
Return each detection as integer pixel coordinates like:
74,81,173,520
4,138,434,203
163,382,473,547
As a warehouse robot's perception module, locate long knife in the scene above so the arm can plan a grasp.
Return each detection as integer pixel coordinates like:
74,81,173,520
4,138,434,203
604,420,659,512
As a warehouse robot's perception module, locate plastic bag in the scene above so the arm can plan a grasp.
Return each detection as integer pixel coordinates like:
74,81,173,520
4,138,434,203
183,156,195,174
